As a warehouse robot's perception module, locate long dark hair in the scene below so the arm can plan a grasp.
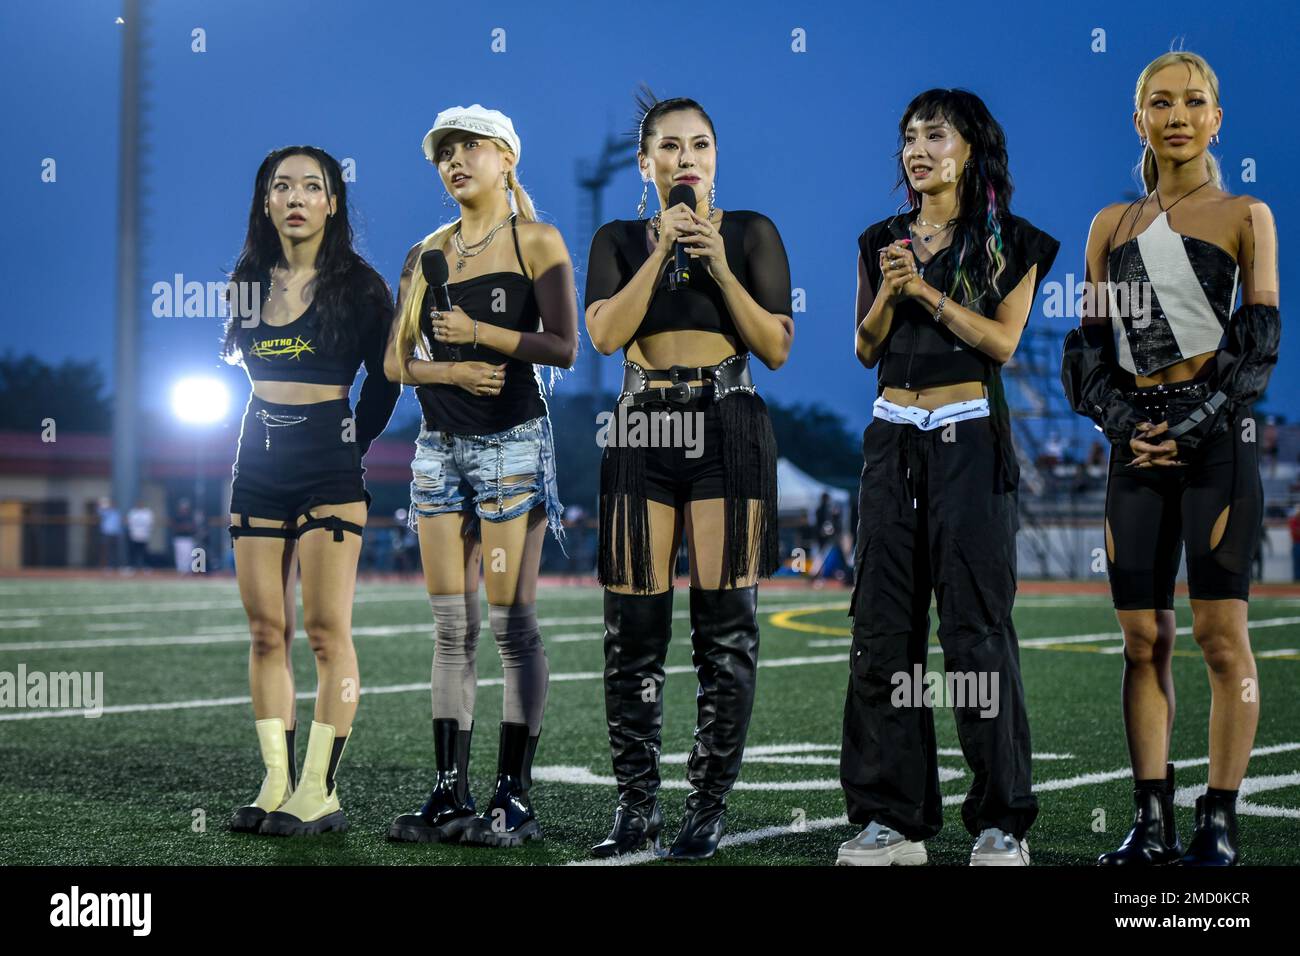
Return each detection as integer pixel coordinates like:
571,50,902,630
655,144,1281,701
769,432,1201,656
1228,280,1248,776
631,84,717,155
894,89,1014,309
222,145,392,360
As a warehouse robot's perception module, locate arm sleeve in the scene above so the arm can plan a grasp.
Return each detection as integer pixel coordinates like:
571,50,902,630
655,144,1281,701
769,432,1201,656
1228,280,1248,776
742,212,793,316
857,223,885,297
1060,320,1153,446
355,287,401,459
1163,303,1281,452
583,221,627,306
996,217,1061,309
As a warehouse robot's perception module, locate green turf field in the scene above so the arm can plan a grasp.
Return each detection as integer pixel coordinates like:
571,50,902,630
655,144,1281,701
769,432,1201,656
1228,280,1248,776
0,577,1296,866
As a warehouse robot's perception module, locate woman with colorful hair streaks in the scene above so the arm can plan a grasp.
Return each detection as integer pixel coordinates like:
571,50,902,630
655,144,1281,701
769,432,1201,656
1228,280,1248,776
223,146,400,836
839,89,1058,866
1062,52,1279,867
384,105,577,848
584,89,793,860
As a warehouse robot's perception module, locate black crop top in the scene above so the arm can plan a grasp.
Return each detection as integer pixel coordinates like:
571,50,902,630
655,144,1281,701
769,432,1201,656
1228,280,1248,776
242,295,399,456
860,210,1060,390
416,215,547,435
584,210,792,350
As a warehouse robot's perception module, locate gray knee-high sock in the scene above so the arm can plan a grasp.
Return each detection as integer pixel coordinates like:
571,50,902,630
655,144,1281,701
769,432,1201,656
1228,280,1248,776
488,603,549,734
429,593,481,729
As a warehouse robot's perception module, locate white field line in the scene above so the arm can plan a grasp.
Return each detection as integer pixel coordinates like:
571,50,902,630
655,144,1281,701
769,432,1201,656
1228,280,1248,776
0,654,847,721
0,599,860,653
568,741,1300,866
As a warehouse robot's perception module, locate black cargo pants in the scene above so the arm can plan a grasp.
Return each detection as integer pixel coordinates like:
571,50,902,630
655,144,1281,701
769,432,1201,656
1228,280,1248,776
840,412,1038,841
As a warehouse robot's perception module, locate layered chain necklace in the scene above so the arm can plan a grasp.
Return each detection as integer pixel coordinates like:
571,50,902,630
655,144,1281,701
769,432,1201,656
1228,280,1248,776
452,214,514,272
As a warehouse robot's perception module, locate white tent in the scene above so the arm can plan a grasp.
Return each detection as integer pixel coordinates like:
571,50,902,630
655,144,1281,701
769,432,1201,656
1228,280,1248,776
776,457,851,520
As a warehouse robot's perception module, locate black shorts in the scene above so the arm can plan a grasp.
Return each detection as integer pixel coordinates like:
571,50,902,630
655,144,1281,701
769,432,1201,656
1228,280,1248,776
1104,381,1262,609
229,395,371,527
636,391,728,506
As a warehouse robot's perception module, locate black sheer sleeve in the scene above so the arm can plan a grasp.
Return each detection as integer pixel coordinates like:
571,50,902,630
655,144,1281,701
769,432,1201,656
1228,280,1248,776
354,280,400,459
584,220,628,306
857,221,888,297
741,212,792,316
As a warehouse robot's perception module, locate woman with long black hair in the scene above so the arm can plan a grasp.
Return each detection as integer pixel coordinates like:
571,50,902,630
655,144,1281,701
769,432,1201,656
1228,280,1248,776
1062,51,1279,866
838,89,1058,866
584,90,793,860
223,146,400,836
384,105,577,848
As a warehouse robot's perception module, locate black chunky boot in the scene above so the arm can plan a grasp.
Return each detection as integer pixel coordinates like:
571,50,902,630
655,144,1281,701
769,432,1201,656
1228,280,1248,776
388,718,476,843
1179,789,1240,866
1098,763,1181,865
591,588,673,858
468,722,541,847
667,585,760,861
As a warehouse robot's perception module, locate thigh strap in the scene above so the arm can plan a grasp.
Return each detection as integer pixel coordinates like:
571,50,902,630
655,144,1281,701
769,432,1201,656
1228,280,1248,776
295,512,364,542
229,514,296,541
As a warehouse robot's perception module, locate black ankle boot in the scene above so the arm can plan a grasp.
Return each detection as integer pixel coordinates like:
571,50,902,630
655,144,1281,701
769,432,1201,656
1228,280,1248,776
1098,763,1181,865
666,585,760,862
388,718,477,843
1179,790,1240,866
469,722,541,847
591,588,674,858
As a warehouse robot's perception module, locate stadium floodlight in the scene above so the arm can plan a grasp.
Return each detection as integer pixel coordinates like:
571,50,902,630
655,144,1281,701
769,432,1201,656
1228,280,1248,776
170,376,229,426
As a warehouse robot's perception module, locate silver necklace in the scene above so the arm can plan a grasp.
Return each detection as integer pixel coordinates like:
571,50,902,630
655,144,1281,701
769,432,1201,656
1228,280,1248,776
910,214,957,244
453,214,513,272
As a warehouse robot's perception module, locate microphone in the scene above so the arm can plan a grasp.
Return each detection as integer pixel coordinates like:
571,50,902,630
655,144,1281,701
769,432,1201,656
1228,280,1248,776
666,183,697,291
420,249,459,360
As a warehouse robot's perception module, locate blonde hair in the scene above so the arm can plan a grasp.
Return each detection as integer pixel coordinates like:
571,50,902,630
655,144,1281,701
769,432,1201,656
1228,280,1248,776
394,137,538,372
1133,51,1224,194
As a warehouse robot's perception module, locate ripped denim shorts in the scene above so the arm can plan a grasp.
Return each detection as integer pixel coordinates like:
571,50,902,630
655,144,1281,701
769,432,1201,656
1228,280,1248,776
408,414,566,551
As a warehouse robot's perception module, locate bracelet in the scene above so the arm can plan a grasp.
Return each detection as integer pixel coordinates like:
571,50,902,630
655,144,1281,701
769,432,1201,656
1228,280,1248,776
473,319,479,349
933,293,947,324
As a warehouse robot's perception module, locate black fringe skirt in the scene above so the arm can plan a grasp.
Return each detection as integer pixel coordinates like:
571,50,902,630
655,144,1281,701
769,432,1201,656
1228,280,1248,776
597,390,780,592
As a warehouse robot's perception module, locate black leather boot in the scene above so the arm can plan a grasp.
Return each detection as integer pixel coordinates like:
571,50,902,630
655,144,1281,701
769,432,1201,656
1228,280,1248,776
590,588,674,858
468,722,541,847
1098,762,1182,865
1179,789,1240,866
667,584,760,861
388,719,477,843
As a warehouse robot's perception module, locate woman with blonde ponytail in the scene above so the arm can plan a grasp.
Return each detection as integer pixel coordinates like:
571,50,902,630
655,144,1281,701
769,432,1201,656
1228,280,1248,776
1062,51,1281,866
383,105,578,848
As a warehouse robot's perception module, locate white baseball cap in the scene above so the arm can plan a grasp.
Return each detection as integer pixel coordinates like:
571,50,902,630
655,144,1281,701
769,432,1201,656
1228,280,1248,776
421,104,521,164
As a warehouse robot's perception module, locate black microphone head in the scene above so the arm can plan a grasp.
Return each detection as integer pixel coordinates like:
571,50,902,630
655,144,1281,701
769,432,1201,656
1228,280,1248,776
667,183,697,212
421,249,449,286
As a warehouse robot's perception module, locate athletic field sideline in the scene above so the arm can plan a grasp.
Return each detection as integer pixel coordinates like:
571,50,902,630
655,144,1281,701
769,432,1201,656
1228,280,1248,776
0,575,1296,866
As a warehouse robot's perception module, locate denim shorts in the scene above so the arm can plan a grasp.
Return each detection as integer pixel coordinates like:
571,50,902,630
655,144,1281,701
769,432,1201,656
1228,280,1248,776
409,414,566,550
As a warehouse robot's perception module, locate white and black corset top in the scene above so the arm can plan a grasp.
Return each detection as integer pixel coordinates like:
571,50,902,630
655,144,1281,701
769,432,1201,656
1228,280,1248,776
1106,210,1239,377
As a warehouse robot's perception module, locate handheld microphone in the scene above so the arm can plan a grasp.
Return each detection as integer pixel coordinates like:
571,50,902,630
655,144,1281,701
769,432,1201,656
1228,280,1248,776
420,249,459,360
666,183,697,291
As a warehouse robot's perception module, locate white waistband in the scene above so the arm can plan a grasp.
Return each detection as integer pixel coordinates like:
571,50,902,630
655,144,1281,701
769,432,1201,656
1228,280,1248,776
872,396,990,431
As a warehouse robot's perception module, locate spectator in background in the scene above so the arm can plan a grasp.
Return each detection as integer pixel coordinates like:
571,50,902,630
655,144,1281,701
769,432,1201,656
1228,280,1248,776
171,498,197,573
97,497,122,569
1290,506,1300,582
125,500,154,569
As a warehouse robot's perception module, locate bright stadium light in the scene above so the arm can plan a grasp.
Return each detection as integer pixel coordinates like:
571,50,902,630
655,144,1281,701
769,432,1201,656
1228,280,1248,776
171,376,230,426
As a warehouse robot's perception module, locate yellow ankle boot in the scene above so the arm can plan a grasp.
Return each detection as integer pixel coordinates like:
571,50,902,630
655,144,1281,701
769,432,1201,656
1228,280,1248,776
262,720,348,836
230,717,293,834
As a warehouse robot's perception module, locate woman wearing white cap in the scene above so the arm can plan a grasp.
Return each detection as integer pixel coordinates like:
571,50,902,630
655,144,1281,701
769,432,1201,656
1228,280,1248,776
385,105,578,848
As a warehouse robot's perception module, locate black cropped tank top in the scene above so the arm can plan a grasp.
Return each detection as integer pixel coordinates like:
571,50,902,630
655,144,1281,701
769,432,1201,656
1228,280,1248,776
415,215,548,435
859,210,1060,390
584,210,792,350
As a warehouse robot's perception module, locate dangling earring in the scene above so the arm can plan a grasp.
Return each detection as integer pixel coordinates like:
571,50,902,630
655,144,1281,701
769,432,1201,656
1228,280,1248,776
1211,132,1221,145
442,191,455,208
1139,136,1148,148
637,180,649,218
708,179,716,218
